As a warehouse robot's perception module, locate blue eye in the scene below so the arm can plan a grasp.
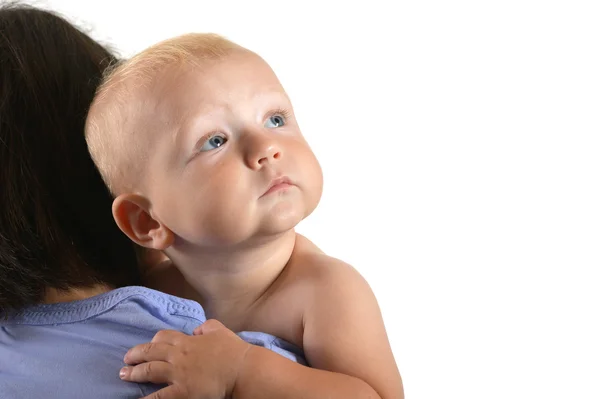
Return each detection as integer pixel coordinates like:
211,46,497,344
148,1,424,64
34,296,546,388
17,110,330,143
265,114,286,128
199,133,227,152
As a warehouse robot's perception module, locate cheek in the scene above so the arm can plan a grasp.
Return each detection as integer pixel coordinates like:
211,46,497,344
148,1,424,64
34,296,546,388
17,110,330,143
295,138,322,178
293,144,323,205
186,163,251,219
309,155,324,203
179,164,255,240
185,165,245,215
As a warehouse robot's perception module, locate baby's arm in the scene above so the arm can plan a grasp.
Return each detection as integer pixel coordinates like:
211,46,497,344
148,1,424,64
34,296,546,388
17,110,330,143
233,257,403,399
120,257,403,399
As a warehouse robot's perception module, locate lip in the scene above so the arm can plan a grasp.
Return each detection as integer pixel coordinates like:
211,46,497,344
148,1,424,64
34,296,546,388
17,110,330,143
261,176,294,197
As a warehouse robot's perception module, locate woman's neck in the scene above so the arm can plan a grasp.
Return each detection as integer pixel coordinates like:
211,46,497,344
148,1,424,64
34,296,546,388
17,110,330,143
43,283,113,304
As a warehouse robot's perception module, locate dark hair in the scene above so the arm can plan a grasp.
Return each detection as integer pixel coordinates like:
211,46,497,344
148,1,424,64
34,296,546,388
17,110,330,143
0,3,139,315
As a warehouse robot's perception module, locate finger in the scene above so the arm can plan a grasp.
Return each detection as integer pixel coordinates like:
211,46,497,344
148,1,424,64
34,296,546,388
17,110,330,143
152,329,186,344
119,361,173,384
141,384,187,399
124,342,174,365
192,323,203,336
193,319,225,335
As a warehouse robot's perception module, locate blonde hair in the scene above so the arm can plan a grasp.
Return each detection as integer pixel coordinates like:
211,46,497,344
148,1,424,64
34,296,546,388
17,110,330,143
86,33,242,195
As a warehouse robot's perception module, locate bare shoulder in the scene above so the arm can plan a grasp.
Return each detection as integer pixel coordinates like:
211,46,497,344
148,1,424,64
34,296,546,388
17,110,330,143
288,233,381,330
289,234,371,296
249,234,369,342
292,234,404,398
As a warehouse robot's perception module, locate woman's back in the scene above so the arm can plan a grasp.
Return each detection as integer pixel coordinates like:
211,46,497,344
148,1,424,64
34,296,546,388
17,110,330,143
1,287,203,398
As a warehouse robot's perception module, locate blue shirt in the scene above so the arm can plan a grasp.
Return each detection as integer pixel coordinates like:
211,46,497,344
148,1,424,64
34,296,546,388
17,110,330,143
0,286,305,398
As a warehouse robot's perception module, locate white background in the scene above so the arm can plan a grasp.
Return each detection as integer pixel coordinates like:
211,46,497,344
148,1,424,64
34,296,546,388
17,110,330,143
24,0,600,397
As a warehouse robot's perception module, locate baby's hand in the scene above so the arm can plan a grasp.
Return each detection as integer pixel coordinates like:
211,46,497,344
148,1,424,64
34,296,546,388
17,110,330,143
120,320,251,399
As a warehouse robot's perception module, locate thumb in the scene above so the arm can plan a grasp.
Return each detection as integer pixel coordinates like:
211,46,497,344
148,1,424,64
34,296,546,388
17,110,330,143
193,319,226,335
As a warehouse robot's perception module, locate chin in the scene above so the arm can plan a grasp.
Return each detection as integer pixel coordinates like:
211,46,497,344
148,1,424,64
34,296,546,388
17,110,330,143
258,205,306,236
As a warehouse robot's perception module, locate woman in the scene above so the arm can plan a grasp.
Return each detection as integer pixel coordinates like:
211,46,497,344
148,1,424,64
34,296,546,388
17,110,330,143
0,4,302,398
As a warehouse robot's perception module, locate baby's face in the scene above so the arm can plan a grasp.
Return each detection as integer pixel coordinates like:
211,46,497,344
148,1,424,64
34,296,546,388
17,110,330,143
140,50,323,248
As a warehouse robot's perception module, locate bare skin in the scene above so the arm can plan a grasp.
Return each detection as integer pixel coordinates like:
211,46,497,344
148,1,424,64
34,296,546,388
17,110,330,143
44,284,112,304
129,233,403,399
88,42,403,399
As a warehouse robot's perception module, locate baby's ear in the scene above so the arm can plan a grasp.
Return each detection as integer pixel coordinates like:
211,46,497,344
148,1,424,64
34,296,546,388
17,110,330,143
112,194,174,251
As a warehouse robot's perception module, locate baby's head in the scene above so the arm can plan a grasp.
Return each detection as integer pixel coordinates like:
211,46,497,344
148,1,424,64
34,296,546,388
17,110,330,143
86,33,323,253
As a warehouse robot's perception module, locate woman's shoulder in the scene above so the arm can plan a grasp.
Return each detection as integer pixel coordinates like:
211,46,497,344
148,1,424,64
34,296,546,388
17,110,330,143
2,285,207,332
0,286,206,398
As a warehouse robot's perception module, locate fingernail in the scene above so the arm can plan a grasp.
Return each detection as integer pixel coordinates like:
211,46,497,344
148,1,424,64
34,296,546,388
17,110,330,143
119,367,129,379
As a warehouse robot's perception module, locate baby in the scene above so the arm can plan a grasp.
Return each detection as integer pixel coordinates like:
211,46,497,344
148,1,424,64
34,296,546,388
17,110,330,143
86,33,402,399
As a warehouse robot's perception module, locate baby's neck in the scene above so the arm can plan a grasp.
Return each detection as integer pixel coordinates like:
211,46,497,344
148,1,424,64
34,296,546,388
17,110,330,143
167,230,297,321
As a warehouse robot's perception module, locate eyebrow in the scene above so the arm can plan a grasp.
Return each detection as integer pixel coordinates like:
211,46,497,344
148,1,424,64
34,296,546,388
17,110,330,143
175,90,291,155
175,104,221,147
178,90,289,132
251,90,290,103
